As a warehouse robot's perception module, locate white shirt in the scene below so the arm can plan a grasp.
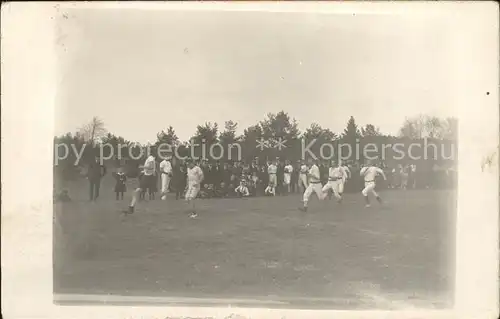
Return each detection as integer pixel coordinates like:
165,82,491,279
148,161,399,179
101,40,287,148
159,160,172,174
143,156,156,176
284,164,293,175
268,164,277,174
236,184,249,196
308,164,321,183
329,167,345,180
360,166,384,182
300,164,308,174
187,166,204,186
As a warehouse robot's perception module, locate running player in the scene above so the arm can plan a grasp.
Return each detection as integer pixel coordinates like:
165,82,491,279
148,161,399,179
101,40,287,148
322,160,345,203
126,151,157,214
360,160,387,208
299,159,326,212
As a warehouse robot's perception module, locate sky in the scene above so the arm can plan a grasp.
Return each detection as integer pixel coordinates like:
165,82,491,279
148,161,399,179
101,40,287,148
55,8,457,144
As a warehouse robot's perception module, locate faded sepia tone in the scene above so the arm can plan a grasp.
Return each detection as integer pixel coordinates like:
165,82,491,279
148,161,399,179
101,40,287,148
53,6,460,309
1,2,498,319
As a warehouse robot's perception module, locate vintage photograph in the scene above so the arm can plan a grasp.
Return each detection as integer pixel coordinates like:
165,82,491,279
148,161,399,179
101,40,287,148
52,5,461,310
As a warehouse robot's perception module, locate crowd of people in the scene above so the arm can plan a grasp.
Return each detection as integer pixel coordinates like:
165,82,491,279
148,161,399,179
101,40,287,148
53,153,456,207
127,156,457,201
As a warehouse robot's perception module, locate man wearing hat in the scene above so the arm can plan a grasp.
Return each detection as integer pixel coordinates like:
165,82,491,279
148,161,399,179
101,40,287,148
159,154,173,200
87,154,107,201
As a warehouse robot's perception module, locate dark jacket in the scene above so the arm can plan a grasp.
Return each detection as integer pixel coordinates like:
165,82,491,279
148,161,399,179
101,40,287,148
172,164,187,189
222,167,232,185
212,165,223,185
277,163,284,185
88,160,106,181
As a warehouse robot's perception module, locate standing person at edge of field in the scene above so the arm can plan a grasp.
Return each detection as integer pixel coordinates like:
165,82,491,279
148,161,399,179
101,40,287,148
291,160,300,193
113,167,127,200
265,159,278,196
159,155,173,200
149,161,159,200
125,149,157,214
87,154,107,201
360,159,387,208
276,157,285,195
185,158,204,218
283,159,294,194
172,159,187,200
298,160,309,193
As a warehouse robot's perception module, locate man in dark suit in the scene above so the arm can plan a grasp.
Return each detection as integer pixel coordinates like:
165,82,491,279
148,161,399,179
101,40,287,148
319,160,329,186
250,160,259,175
172,160,187,200
87,155,107,201
221,162,233,196
276,157,285,195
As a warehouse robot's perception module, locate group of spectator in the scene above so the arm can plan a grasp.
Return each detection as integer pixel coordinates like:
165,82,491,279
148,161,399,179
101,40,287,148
160,158,304,199
140,158,457,200
53,155,458,203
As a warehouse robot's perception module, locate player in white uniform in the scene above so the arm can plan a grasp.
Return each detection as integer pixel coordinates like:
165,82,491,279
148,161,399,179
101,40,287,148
299,159,326,212
159,156,173,200
265,160,278,196
235,179,250,197
360,160,387,208
126,152,157,214
298,161,309,193
322,160,346,203
185,159,204,218
339,160,350,196
283,160,294,194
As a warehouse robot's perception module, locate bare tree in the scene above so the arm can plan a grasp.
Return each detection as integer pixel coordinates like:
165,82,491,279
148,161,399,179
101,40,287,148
399,117,423,139
78,116,107,145
399,114,454,139
424,115,444,138
442,117,458,140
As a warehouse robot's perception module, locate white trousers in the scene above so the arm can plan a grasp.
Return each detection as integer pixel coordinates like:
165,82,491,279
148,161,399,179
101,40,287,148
322,180,342,197
303,182,325,202
265,185,276,195
268,174,277,187
298,174,308,190
161,174,171,194
235,185,250,196
284,173,291,185
185,184,200,200
338,179,346,194
362,181,378,197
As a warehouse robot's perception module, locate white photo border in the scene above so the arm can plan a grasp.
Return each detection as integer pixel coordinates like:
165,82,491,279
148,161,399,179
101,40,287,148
1,2,498,319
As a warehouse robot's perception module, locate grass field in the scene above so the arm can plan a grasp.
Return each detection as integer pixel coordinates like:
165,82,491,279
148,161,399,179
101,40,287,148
53,177,456,309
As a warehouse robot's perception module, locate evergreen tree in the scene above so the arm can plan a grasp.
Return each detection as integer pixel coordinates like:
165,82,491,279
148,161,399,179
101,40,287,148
361,124,382,137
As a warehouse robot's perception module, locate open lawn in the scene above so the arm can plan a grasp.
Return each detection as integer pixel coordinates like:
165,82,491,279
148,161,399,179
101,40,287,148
54,177,456,309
